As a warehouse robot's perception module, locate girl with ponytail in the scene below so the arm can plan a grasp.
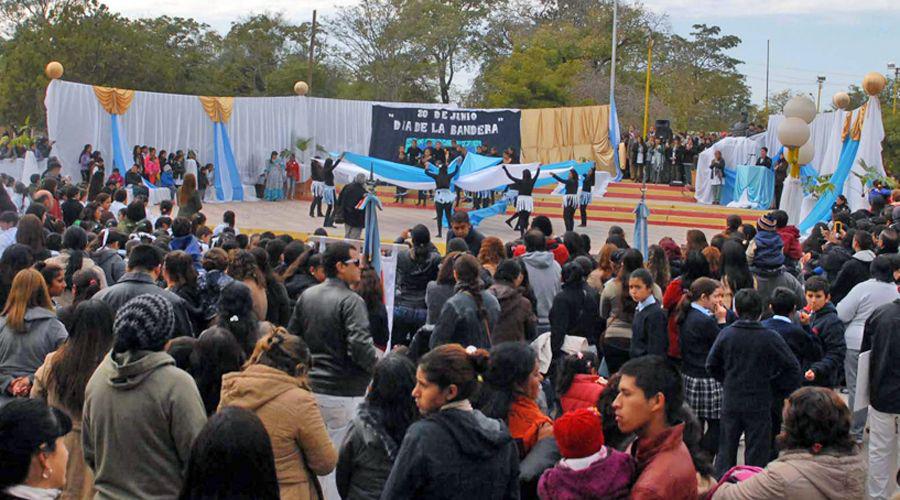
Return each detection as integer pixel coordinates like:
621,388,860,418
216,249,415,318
555,351,606,414
46,225,107,294
220,327,337,500
676,276,728,457
382,344,519,499
394,224,440,346
429,254,501,350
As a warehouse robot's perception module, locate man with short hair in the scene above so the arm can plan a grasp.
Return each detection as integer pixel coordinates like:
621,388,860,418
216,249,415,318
0,210,18,254
110,189,128,221
287,241,376,498
707,289,802,476
445,210,484,255
613,355,698,499
520,230,561,333
756,147,772,168
93,244,194,337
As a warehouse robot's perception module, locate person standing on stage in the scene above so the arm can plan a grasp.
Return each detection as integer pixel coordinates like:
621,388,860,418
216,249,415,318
551,168,580,232
285,153,300,200
503,165,541,236
424,158,459,238
309,157,325,217
579,167,596,227
322,154,345,228
756,147,772,169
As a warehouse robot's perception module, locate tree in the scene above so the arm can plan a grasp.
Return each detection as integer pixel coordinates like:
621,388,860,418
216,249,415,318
327,0,434,102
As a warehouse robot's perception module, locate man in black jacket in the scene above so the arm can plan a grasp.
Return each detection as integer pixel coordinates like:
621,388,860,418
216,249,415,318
339,173,367,240
707,289,801,476
861,297,900,499
830,230,876,304
444,210,484,256
800,277,846,388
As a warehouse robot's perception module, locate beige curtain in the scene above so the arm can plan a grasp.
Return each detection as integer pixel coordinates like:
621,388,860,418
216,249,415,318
198,96,234,123
92,86,134,115
520,105,613,173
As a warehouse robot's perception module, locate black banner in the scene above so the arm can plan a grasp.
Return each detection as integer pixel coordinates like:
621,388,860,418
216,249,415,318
369,105,521,160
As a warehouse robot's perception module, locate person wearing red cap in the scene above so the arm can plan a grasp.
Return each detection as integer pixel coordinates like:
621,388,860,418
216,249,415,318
537,408,634,500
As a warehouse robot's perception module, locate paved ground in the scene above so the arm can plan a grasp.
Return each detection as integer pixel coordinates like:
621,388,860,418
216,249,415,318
199,198,729,249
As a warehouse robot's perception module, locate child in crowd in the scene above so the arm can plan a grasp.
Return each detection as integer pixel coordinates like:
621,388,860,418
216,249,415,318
629,268,668,359
556,352,606,415
537,408,634,499
800,277,846,388
762,287,823,382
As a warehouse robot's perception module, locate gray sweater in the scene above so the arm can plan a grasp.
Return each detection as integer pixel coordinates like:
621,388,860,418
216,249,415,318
0,307,67,404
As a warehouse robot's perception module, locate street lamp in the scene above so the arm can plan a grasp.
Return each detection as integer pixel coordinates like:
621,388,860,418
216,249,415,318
816,76,826,112
889,63,898,114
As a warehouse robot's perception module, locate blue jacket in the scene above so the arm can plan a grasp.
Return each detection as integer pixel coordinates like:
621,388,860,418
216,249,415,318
752,230,785,269
707,319,801,412
160,171,175,188
762,317,823,381
806,303,846,388
169,234,203,271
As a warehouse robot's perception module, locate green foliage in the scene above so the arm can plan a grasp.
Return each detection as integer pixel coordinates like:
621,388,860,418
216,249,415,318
802,174,835,198
854,158,896,189
882,106,900,180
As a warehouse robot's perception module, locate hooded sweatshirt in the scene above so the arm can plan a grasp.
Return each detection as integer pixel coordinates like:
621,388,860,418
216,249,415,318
91,248,126,285
381,406,520,499
712,449,866,500
537,447,635,500
82,350,207,500
520,251,561,325
776,225,804,260
830,249,876,305
219,364,337,500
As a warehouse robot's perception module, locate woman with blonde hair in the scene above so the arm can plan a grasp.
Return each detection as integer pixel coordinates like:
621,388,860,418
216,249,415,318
588,243,618,292
219,328,337,500
177,173,203,219
477,236,506,276
0,269,67,404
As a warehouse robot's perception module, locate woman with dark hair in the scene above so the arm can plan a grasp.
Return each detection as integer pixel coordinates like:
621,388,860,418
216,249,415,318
205,281,260,357
336,353,418,499
503,165,541,235
15,214,50,261
646,244,671,291
600,249,661,374
382,344,519,499
662,250,712,362
0,245,34,308
91,228,127,285
282,250,323,302
355,268,389,350
219,328,337,500
479,342,550,455
719,239,754,308
263,151,286,201
711,387,865,499
550,169,580,232
74,202,101,233
321,155,344,228
675,277,727,458
192,327,245,415
424,251,462,325
180,406,280,500
393,225,440,346
550,261,601,353
56,269,103,328
0,269,67,403
248,247,291,327
164,250,209,334
686,229,709,255
430,254,500,349
0,398,72,497
227,249,268,322
46,225,107,293
30,299,114,499
33,262,65,306
423,157,459,237
488,259,537,344
176,173,202,219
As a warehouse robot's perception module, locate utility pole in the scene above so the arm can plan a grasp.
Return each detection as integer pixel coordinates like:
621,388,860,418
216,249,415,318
816,76,826,112
765,40,770,115
642,34,653,141
609,0,618,102
889,63,898,114
307,10,317,96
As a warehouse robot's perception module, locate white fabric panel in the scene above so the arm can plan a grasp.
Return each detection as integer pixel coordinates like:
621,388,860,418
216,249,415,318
0,154,46,183
45,80,454,186
695,136,765,205
454,163,541,192
766,112,837,174
818,110,847,176
845,96,886,211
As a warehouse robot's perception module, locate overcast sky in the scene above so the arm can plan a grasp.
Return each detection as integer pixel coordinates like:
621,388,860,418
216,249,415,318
103,0,900,107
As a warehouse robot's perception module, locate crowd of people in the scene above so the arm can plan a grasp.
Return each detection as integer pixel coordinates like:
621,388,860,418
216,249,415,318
0,146,899,500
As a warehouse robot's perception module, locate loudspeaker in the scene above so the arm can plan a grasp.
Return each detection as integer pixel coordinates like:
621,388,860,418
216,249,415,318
654,120,672,142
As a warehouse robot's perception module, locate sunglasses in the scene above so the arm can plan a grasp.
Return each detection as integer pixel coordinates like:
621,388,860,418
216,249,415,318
342,258,361,267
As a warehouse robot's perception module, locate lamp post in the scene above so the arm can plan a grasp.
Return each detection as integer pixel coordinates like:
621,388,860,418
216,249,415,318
816,76,826,112
641,33,653,141
889,63,898,114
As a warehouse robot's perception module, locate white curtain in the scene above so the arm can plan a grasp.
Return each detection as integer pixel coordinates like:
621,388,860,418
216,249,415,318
846,96,886,211
695,136,765,205
44,80,453,184
765,111,838,174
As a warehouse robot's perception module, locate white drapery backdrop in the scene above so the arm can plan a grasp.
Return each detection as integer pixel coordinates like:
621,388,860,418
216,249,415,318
766,111,838,175
45,80,453,184
694,136,765,205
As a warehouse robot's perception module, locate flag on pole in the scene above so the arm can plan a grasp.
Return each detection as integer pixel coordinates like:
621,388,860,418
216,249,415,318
609,95,623,182
358,192,383,274
633,197,650,257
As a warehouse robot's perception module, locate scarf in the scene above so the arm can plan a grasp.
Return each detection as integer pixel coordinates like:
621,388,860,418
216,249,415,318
508,396,552,456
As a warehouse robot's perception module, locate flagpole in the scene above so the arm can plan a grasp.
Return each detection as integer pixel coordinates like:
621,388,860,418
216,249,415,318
610,0,618,101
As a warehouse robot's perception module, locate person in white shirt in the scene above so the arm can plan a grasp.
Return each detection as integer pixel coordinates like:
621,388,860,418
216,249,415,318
213,210,239,238
109,189,128,222
0,211,18,255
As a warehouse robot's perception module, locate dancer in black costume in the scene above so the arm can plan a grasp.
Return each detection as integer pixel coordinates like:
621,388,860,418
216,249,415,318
579,168,596,227
424,158,459,237
309,157,325,217
502,165,540,236
551,168,580,232
321,153,344,228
